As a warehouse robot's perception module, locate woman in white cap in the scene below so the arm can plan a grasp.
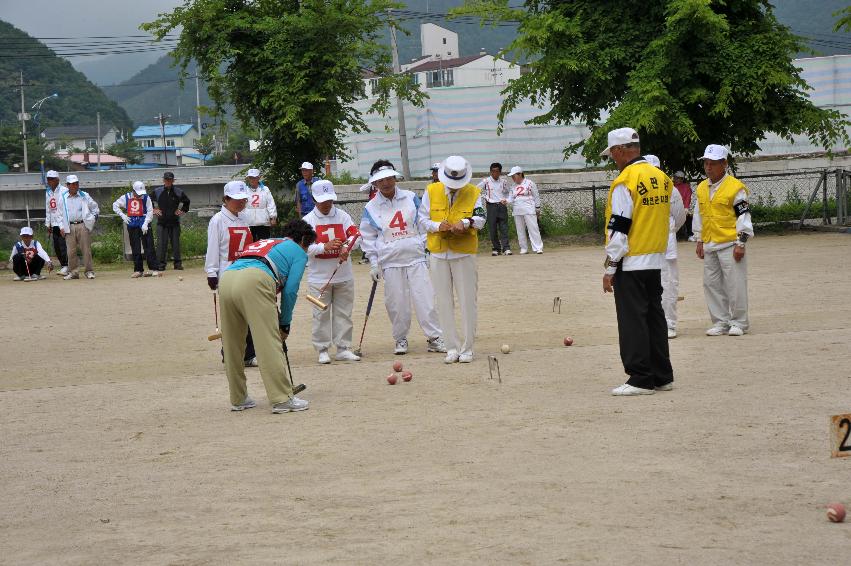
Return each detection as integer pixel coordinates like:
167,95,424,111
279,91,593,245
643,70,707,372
295,162,317,216
59,174,99,280
417,155,485,363
303,179,361,364
359,159,445,355
508,166,543,254
205,181,258,366
8,227,52,281
43,170,69,275
113,181,159,278
243,168,277,241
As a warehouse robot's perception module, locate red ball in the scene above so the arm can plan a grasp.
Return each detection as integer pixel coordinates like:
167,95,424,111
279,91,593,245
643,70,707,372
401,371,413,382
827,503,846,523
393,361,403,372
563,336,574,346
386,374,398,385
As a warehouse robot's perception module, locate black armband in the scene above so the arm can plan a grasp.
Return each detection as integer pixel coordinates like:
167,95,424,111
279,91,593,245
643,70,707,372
607,214,632,234
737,232,749,244
733,201,750,217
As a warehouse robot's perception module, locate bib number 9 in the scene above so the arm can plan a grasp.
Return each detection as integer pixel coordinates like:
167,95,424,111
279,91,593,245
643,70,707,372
128,197,144,217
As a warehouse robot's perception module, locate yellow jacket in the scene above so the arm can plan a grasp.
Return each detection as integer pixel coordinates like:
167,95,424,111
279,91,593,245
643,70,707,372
426,182,479,255
604,162,671,256
695,175,747,244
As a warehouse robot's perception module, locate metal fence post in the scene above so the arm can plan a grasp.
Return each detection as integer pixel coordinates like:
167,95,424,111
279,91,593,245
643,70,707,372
591,186,597,231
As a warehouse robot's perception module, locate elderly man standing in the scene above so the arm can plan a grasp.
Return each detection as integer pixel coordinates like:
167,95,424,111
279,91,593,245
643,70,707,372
694,144,753,337
44,170,69,276
244,168,277,241
417,155,485,364
295,162,317,217
152,171,190,271
59,174,99,280
477,162,512,256
113,181,158,278
601,128,674,396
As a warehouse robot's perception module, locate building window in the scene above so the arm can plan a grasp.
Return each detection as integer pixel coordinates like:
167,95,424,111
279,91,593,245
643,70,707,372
166,139,175,147
369,78,379,96
426,69,454,88
139,139,155,148
85,138,97,149
442,38,447,45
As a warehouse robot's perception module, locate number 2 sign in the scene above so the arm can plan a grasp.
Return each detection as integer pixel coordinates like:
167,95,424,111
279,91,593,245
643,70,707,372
830,414,851,458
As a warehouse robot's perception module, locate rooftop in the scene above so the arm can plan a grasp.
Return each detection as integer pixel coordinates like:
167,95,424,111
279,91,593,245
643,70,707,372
132,124,196,138
41,125,115,140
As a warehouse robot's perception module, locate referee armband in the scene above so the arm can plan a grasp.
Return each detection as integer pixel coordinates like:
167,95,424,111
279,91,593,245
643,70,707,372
607,214,632,234
733,201,750,217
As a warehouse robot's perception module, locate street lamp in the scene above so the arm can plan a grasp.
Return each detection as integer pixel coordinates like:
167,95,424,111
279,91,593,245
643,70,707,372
31,94,58,180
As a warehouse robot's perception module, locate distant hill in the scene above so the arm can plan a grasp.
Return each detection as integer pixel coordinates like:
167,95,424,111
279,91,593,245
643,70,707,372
73,51,164,86
0,20,132,132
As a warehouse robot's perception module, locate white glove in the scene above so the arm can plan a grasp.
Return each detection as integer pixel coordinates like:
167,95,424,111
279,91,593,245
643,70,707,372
120,213,130,225
370,264,382,282
141,224,149,235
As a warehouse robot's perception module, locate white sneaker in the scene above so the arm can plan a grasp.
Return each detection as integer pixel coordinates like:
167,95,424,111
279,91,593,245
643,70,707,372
273,396,309,413
13,275,23,281
244,357,258,367
503,250,512,256
459,352,473,363
667,328,677,339
687,235,697,242
728,326,745,336
231,396,256,411
705,325,727,336
85,271,95,279
535,250,543,254
23,275,34,281
519,250,528,255
426,336,447,353
394,339,408,355
655,383,674,392
491,250,499,256
131,272,142,279
335,349,361,362
318,350,331,364
64,272,80,280
150,271,161,278
611,383,655,396
37,274,46,280
444,351,460,364
58,266,68,276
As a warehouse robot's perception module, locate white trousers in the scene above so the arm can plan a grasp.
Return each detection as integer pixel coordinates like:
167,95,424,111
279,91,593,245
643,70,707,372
514,214,543,253
661,258,679,330
429,255,478,356
309,279,355,352
703,245,749,330
383,262,442,342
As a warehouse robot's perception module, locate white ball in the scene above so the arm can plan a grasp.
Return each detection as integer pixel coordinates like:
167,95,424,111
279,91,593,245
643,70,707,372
501,344,510,354
178,276,184,281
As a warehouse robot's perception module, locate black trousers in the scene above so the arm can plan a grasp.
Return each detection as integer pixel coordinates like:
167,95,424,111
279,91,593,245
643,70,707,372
486,202,510,252
613,267,673,389
13,254,45,276
677,214,694,240
249,225,271,241
128,227,159,273
51,226,68,266
157,223,182,269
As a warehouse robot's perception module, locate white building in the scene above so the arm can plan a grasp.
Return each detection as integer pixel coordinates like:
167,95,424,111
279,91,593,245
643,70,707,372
41,124,119,153
131,123,209,166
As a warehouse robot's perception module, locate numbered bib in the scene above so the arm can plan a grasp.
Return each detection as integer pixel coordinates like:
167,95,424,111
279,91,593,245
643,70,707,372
48,197,57,211
227,226,254,261
127,196,145,217
314,223,346,259
382,209,416,242
24,248,36,261
250,192,263,209
514,183,532,198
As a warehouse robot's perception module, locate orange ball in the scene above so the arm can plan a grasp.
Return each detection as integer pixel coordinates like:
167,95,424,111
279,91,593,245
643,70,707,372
563,336,574,346
827,503,846,523
386,374,397,385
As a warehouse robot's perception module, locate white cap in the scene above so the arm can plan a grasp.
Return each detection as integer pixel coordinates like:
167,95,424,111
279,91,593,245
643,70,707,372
430,163,441,171
223,180,249,199
66,174,79,184
438,156,472,189
246,168,261,178
300,162,314,170
311,179,337,203
600,127,640,157
699,144,729,161
20,226,33,236
132,181,146,195
509,166,523,176
46,170,59,179
368,164,401,184
674,170,686,178
358,182,373,193
643,154,661,168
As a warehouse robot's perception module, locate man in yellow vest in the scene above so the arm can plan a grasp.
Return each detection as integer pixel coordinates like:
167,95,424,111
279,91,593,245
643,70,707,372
693,144,753,336
417,155,485,363
601,128,675,396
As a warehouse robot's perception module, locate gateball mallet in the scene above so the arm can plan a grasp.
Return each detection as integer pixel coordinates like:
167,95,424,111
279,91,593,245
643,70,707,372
207,291,222,341
282,339,306,395
353,277,378,357
305,231,361,310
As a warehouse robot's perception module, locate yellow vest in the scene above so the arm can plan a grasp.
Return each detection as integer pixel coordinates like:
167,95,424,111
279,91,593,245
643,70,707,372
426,182,479,254
695,175,748,244
604,162,671,256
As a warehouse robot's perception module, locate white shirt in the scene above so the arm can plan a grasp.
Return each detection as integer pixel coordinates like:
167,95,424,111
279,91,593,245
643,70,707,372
303,206,358,285
60,190,100,232
205,206,250,278
112,192,154,229
477,176,510,204
241,183,277,226
359,188,427,269
508,178,541,216
45,184,66,228
692,174,754,252
666,187,686,260
416,184,486,260
10,240,51,264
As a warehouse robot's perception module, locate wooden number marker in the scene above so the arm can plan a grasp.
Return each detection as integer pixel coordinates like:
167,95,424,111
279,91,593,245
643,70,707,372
830,414,851,458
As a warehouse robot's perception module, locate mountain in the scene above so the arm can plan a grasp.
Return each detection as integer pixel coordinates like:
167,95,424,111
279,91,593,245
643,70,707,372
772,0,850,56
73,51,164,86
0,20,132,132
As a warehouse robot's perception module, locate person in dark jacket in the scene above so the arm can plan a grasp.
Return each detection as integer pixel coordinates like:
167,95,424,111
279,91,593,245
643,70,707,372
152,171,190,271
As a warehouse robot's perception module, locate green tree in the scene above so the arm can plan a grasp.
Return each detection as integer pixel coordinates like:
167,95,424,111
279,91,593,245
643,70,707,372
192,134,217,164
107,139,144,165
834,6,851,31
143,0,426,185
457,0,850,174
0,125,59,172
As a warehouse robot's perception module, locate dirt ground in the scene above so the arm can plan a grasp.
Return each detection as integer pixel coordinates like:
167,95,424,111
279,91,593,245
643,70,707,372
2,232,850,565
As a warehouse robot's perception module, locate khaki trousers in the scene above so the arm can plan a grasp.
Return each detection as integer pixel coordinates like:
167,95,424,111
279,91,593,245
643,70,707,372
703,245,749,331
429,254,478,357
219,268,293,406
65,223,93,274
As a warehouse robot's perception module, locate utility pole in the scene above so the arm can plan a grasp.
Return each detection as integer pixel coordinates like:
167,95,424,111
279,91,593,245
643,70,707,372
96,112,102,171
195,75,202,135
155,112,171,166
388,11,411,179
19,71,29,173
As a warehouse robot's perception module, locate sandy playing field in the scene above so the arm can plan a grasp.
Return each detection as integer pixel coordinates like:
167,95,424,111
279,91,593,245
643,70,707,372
2,232,850,565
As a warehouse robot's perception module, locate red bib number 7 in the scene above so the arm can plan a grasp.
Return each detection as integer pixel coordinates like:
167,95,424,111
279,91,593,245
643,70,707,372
227,227,254,261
